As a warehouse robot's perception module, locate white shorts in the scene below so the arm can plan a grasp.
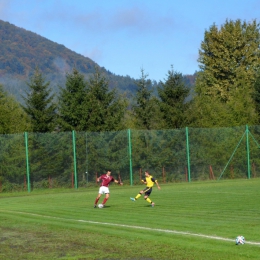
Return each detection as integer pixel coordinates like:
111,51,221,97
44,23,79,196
98,186,110,194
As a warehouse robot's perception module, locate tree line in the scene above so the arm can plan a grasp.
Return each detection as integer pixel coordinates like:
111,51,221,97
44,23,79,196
0,65,192,134
1,19,260,134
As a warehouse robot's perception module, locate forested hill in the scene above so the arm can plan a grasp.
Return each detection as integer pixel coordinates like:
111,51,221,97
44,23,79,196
0,19,195,102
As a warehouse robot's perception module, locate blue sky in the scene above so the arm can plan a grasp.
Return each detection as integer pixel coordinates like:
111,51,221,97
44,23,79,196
0,0,260,81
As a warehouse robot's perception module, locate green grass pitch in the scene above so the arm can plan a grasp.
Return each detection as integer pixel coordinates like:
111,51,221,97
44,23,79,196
0,179,260,259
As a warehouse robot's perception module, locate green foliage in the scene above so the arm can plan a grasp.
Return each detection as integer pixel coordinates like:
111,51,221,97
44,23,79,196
84,130,129,181
27,132,74,189
22,68,57,132
158,66,190,129
193,19,260,127
198,19,260,100
58,68,88,131
0,85,31,134
252,72,260,123
1,125,260,190
58,67,127,132
0,134,26,190
84,67,127,131
132,69,160,130
131,129,187,182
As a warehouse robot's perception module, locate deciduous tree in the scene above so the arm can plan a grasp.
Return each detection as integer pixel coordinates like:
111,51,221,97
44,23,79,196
193,19,260,127
0,85,31,134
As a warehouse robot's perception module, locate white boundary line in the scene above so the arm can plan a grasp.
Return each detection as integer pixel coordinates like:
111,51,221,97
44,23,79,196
1,210,260,246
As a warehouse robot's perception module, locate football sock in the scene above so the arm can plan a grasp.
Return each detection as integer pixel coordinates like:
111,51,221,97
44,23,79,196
145,197,152,204
94,198,99,204
102,198,108,205
135,194,142,200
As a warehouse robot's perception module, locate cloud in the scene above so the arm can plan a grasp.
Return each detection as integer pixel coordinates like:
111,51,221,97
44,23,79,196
0,0,11,19
27,3,177,36
53,57,71,74
109,6,175,34
0,1,186,43
83,47,103,63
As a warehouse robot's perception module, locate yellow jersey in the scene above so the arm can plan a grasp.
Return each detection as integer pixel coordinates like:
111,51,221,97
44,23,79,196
143,175,157,188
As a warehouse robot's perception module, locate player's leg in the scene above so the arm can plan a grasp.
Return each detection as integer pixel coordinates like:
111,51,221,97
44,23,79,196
101,192,110,206
130,189,145,201
144,188,154,206
94,186,105,207
100,187,110,206
94,193,102,208
135,189,144,200
144,194,152,204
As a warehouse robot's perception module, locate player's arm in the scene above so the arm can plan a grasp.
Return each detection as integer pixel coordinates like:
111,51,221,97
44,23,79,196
114,179,123,185
155,180,161,190
141,179,147,184
152,177,161,190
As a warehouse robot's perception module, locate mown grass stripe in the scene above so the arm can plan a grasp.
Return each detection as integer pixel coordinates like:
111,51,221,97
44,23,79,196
2,209,260,246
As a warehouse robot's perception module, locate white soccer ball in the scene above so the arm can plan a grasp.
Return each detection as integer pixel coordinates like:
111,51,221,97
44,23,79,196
98,204,104,208
236,236,245,245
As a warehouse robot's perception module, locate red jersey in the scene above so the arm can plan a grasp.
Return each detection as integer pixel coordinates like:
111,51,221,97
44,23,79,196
99,174,115,187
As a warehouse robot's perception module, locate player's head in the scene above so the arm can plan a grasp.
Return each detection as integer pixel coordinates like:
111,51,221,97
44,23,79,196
144,171,150,176
106,170,111,175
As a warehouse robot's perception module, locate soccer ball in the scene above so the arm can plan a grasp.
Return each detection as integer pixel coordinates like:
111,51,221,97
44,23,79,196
98,204,104,208
236,236,245,245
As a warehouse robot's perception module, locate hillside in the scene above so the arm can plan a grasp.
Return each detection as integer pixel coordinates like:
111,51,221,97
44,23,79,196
0,20,195,102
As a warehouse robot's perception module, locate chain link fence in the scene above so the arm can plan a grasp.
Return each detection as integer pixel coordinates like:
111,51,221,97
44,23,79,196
0,125,259,192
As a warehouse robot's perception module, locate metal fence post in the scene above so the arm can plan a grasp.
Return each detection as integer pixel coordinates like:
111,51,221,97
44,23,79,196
24,132,31,192
72,130,78,189
246,125,251,179
185,127,191,182
128,129,133,185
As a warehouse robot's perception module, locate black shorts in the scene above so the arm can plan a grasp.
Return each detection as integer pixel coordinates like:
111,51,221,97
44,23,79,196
143,187,152,196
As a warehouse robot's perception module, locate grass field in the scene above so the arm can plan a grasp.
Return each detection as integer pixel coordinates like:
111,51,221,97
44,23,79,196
0,179,260,259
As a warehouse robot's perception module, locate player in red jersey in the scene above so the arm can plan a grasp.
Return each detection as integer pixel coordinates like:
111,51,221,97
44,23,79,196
94,170,123,208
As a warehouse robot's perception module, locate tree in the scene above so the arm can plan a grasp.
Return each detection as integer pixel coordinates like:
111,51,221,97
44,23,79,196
157,66,190,129
253,73,260,122
132,68,158,130
58,68,88,131
193,19,260,127
0,85,31,134
84,67,127,131
22,68,57,132
58,67,127,132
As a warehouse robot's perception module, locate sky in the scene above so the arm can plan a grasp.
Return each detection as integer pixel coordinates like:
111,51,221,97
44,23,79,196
0,0,260,82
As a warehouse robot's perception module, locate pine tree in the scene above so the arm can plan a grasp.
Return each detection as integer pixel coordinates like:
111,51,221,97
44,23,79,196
58,68,88,131
158,66,190,129
58,67,127,132
132,68,155,130
84,67,127,131
22,68,56,132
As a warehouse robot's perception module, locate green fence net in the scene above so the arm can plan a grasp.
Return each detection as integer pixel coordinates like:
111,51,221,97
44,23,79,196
0,125,259,192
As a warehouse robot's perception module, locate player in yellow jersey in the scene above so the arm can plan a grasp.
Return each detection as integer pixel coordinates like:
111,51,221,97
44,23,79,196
130,170,160,207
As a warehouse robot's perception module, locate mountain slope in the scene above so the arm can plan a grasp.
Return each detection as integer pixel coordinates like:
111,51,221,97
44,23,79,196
0,19,195,102
0,20,97,77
